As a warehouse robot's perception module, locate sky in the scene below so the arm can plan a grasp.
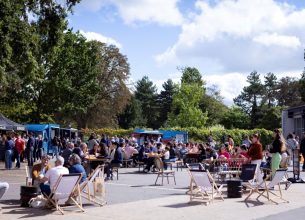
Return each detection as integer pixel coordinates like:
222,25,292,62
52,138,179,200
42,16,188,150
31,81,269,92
68,0,305,105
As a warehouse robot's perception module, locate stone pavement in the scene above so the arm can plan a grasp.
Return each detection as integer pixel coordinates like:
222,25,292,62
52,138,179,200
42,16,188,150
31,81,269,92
1,161,305,220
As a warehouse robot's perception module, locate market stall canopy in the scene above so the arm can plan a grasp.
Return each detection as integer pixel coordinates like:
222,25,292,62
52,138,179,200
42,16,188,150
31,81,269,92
0,114,26,131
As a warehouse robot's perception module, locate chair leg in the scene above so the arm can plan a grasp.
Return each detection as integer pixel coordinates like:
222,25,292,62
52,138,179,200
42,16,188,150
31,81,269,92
173,174,176,185
167,175,169,184
155,174,159,185
162,175,164,185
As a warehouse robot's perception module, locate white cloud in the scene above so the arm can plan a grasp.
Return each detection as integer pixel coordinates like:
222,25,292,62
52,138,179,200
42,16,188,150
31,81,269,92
155,0,305,74
80,30,122,48
253,33,301,48
79,0,184,26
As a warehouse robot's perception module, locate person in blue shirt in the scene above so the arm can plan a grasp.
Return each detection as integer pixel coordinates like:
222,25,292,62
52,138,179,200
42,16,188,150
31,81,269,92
5,136,14,169
68,153,87,184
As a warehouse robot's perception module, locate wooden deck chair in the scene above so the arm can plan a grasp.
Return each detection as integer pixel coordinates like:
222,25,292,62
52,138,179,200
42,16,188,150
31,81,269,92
25,165,33,186
45,173,84,215
80,165,106,206
187,169,224,205
239,164,257,183
186,163,205,194
245,168,289,204
154,157,176,185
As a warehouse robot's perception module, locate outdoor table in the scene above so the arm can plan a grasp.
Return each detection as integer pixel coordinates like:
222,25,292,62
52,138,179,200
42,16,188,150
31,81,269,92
85,155,109,173
185,153,200,163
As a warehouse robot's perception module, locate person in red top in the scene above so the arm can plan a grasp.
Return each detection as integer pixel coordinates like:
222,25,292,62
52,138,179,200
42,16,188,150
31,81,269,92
15,134,25,169
248,133,263,181
218,146,231,159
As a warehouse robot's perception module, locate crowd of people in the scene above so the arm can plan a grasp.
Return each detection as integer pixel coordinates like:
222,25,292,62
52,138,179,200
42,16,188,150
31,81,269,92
1,129,305,206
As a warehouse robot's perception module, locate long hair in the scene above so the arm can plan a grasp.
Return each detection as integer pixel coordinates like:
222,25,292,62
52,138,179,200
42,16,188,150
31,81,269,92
273,128,286,152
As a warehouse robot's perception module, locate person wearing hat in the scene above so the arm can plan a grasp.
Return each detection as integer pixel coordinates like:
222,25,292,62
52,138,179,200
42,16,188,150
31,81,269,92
31,155,51,186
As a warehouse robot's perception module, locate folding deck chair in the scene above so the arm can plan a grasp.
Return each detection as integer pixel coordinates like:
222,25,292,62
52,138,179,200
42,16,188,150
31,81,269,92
80,165,106,206
154,157,176,185
45,173,84,215
244,168,289,204
187,168,224,205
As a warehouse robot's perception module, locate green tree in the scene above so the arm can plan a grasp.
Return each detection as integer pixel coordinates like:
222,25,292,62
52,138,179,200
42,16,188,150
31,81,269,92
220,106,250,129
263,72,277,107
118,95,146,129
0,0,80,122
134,76,158,128
180,67,205,87
234,71,264,128
299,70,305,103
42,31,101,126
157,79,178,128
259,106,283,130
200,85,228,125
275,76,303,107
167,83,207,128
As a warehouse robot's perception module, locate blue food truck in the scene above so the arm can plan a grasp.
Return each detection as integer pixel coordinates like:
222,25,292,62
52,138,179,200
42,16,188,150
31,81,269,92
25,124,60,154
131,129,188,145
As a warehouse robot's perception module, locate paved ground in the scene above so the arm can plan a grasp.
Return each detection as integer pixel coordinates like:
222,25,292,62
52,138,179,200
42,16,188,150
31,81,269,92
1,161,305,220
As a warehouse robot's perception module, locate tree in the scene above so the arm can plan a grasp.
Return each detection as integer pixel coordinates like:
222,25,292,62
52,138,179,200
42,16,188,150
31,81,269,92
134,76,158,128
220,106,250,129
234,71,264,128
263,72,277,107
259,106,283,130
275,76,303,107
300,70,305,103
180,67,205,87
156,79,178,128
77,44,131,128
41,31,101,126
118,95,146,129
0,0,80,122
167,83,207,128
200,85,227,125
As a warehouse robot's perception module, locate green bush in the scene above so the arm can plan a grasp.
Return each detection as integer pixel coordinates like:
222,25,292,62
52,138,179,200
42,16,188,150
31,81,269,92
82,127,273,149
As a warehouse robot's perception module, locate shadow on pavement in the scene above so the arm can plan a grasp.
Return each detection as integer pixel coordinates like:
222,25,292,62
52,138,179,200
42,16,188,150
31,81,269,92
1,199,55,218
162,201,206,208
237,199,265,208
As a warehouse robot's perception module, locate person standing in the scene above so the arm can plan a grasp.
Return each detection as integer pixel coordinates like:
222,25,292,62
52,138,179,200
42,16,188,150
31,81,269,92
248,134,263,180
269,129,285,176
5,136,14,169
15,134,25,169
26,132,35,167
300,132,305,172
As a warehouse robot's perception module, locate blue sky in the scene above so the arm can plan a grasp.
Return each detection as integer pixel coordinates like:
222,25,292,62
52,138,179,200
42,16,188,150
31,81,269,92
68,0,305,105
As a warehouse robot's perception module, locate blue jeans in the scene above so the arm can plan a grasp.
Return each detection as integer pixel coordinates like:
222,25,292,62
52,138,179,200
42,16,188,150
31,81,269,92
40,183,51,196
52,145,58,157
16,153,21,168
5,150,12,169
27,147,34,166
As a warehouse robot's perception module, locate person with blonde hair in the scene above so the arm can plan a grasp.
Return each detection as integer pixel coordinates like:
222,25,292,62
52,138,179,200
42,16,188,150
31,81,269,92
269,129,285,176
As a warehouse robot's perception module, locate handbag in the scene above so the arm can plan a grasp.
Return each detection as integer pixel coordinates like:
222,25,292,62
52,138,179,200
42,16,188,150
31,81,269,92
94,177,105,197
28,195,47,208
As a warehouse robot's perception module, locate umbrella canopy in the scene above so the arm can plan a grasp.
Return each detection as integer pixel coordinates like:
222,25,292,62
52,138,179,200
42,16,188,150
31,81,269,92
0,114,26,131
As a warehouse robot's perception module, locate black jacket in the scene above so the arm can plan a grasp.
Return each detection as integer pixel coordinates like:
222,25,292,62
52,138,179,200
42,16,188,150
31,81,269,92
300,137,305,153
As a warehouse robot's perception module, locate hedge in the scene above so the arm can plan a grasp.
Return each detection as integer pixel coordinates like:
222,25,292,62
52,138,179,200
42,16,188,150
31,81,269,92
81,127,273,149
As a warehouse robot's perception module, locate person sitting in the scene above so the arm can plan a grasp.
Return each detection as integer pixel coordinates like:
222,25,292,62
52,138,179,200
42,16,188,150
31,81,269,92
39,156,69,196
218,146,231,159
61,142,74,167
89,142,101,156
68,154,87,184
162,147,171,170
238,144,249,159
32,155,51,186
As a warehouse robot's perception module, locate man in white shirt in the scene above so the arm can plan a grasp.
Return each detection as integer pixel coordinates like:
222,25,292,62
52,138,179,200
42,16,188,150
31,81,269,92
40,156,69,196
